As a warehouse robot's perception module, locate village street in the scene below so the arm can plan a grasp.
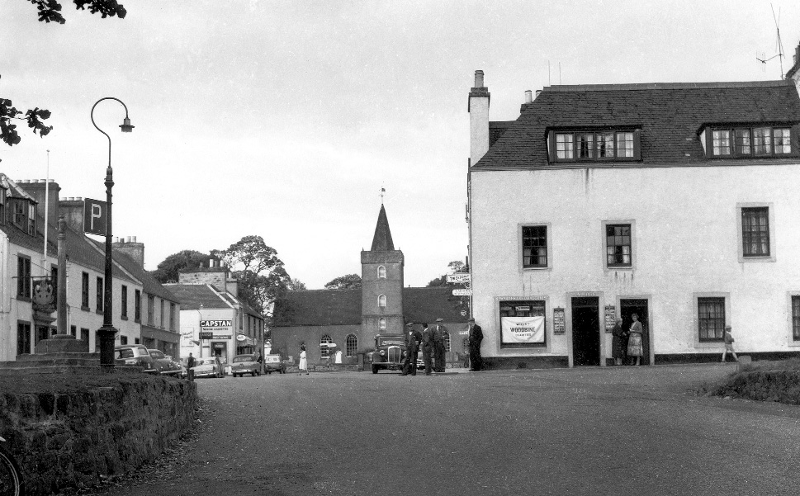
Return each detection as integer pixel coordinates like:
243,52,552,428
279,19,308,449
97,365,800,496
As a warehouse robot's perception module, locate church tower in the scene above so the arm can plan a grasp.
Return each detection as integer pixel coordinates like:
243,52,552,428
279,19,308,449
361,204,405,337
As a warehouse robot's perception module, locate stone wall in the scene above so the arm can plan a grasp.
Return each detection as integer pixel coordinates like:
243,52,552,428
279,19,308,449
0,371,197,495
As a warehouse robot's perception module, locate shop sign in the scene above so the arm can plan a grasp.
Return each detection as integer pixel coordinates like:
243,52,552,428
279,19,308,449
199,331,213,340
236,334,246,342
212,335,231,340
201,320,232,329
446,273,471,284
553,307,565,335
604,305,617,332
452,289,472,296
501,316,545,343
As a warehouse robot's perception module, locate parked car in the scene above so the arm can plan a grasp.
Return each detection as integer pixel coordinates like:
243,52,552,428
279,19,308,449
115,345,158,374
230,354,261,377
191,357,224,378
147,349,182,375
369,334,407,374
263,354,286,374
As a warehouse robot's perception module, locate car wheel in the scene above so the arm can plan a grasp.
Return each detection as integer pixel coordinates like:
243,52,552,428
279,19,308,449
372,364,379,374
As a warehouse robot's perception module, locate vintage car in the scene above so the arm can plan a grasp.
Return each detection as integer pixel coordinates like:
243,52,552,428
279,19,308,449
147,349,182,375
263,354,286,374
231,354,261,377
191,357,224,378
369,334,407,374
115,345,158,374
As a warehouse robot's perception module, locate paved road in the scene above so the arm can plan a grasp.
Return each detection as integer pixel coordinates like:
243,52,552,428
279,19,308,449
99,365,800,496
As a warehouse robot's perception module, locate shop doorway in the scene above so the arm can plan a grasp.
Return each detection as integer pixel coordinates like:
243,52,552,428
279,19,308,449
620,299,650,365
571,297,600,366
212,342,228,364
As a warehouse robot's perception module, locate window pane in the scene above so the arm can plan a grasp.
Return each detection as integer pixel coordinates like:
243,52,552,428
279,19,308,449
774,128,791,154
753,127,772,154
597,132,615,158
793,296,800,341
346,334,358,356
556,134,573,159
742,207,770,257
616,132,634,158
698,298,725,341
734,129,751,154
577,133,594,159
712,130,731,155
606,224,632,266
522,226,547,267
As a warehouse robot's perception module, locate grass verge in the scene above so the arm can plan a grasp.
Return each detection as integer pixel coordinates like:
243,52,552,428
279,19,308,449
699,358,800,405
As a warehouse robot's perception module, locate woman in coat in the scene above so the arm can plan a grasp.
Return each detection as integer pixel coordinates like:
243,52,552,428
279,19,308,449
611,318,627,366
298,344,309,375
627,313,644,366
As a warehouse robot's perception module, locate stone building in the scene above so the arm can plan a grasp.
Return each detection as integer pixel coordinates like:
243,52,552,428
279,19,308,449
467,53,800,368
272,205,469,367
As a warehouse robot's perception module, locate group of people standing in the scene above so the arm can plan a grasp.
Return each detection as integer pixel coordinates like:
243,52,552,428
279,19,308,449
402,317,484,375
611,313,645,366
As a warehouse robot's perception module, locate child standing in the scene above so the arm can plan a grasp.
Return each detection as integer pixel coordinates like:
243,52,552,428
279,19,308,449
722,325,738,363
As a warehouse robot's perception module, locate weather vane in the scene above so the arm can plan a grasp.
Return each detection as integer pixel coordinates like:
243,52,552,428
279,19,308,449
380,186,385,205
756,4,785,78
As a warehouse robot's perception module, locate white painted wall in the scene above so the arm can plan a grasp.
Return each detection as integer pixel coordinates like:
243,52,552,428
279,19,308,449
470,163,800,360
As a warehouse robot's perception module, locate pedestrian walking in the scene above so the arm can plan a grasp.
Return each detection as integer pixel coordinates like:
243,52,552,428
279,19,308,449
627,313,644,366
611,318,627,366
186,352,196,381
299,344,309,375
433,318,448,372
468,318,483,371
421,322,433,375
722,325,738,363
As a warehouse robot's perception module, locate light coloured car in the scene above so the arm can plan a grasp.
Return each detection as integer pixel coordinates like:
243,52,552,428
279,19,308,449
230,354,261,377
191,357,224,378
115,345,158,374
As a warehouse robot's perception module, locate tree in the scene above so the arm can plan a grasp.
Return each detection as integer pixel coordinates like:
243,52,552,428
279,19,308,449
215,235,291,316
288,278,307,291
151,250,209,284
426,260,468,287
324,274,362,290
1,1,126,147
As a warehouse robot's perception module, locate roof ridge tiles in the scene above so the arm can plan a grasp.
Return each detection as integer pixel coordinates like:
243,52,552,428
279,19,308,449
542,80,791,93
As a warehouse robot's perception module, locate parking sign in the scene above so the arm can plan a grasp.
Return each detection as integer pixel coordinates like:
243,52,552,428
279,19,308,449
83,198,108,236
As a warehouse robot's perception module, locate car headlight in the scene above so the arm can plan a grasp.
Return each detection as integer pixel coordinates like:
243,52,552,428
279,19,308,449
379,350,385,356
124,359,137,365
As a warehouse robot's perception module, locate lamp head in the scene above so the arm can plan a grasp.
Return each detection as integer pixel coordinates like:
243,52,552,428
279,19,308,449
120,117,134,133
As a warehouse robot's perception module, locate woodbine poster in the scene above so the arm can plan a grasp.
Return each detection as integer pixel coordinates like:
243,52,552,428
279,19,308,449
501,316,545,344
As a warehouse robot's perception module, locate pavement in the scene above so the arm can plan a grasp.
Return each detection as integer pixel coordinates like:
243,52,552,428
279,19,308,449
86,363,800,496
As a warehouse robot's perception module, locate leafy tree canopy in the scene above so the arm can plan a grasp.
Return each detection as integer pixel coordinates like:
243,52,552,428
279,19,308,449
288,278,307,291
150,250,209,284
214,235,291,317
1,1,126,147
426,260,468,287
324,274,362,290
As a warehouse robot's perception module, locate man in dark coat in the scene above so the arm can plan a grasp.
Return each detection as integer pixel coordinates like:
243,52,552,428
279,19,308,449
467,318,483,371
186,352,196,381
403,322,421,375
432,318,448,372
420,322,434,375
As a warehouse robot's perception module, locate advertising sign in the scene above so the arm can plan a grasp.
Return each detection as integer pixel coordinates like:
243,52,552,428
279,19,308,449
604,305,617,332
83,198,108,236
553,308,566,335
199,331,213,340
452,289,472,296
501,316,545,343
446,273,471,284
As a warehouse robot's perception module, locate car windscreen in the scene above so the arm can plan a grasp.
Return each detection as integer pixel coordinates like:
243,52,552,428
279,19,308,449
378,339,404,346
116,349,134,358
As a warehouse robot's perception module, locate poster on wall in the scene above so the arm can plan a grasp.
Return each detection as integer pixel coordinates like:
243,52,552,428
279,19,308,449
501,316,545,343
604,305,616,333
553,308,565,335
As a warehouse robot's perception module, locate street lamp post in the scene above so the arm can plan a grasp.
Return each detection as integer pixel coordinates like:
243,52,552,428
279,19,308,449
91,97,134,369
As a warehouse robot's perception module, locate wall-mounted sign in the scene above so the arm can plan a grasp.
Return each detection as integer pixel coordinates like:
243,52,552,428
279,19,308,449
83,198,108,236
501,316,545,343
201,320,232,329
199,331,213,340
452,289,472,296
446,273,471,284
236,334,246,342
553,307,565,335
604,305,617,333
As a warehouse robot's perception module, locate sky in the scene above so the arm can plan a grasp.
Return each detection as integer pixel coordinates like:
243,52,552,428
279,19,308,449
2,0,800,289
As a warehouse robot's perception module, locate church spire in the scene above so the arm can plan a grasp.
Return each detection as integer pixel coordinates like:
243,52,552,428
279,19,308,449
370,204,395,251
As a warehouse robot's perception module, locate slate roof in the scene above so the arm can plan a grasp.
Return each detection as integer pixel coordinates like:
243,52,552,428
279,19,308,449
474,80,800,170
111,248,177,303
273,287,469,327
164,284,234,310
370,205,395,251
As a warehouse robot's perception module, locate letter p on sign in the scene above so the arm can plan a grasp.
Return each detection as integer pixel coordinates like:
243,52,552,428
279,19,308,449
83,198,108,236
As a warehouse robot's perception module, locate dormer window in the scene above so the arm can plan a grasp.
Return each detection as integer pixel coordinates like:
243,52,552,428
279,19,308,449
706,126,792,157
550,130,641,162
27,203,36,235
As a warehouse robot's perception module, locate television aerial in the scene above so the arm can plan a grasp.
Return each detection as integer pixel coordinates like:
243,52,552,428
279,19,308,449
756,4,785,78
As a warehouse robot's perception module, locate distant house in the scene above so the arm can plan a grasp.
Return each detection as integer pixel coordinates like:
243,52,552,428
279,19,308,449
467,51,800,367
272,205,470,366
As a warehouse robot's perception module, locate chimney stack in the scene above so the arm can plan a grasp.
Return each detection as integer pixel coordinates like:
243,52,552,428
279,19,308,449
58,197,85,232
112,236,145,267
524,90,533,104
468,70,491,165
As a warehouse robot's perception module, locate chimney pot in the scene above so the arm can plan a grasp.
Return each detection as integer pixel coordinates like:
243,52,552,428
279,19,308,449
524,90,532,103
132,236,137,243
474,70,485,88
